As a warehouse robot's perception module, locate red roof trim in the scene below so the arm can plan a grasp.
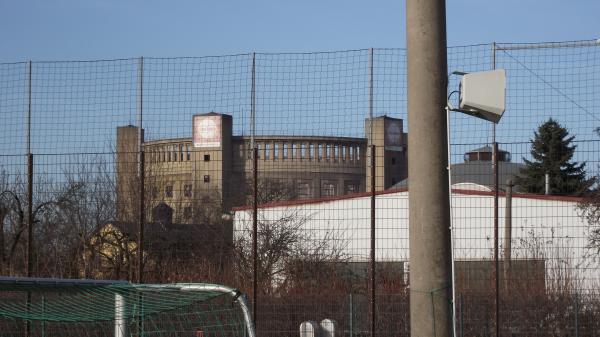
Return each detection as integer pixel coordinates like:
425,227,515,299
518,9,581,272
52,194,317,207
232,188,409,211
232,187,583,211
452,188,584,202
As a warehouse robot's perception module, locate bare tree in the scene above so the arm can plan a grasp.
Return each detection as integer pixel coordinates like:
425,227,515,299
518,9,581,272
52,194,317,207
0,168,81,277
54,156,117,278
578,127,600,262
578,188,600,263
234,209,348,295
0,170,26,274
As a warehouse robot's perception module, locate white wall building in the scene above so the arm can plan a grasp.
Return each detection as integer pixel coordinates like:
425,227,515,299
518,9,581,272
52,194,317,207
233,187,599,291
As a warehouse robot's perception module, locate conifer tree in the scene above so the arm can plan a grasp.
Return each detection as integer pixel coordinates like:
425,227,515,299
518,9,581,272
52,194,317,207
515,118,593,195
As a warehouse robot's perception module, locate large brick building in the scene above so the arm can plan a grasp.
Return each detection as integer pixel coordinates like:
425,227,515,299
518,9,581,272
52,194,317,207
117,113,408,223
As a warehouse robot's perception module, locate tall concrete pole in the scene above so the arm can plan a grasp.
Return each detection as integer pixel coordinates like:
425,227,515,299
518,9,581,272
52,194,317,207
407,1,453,336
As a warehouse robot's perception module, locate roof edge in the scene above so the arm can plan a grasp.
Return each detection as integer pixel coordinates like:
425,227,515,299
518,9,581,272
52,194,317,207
232,187,583,211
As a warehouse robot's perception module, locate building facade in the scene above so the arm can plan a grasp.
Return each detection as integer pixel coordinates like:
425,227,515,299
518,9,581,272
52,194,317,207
117,113,408,223
233,188,590,290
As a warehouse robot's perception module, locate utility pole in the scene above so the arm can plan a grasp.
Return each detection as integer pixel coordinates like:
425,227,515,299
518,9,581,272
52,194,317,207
407,0,453,336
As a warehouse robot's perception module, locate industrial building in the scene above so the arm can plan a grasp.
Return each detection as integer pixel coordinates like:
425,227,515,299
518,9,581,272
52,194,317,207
116,113,408,223
233,188,593,291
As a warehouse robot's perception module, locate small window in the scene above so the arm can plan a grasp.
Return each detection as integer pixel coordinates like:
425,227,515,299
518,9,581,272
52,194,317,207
265,143,271,160
297,180,311,199
186,144,191,161
274,143,279,159
165,185,173,198
204,154,210,162
344,181,359,194
203,175,210,183
321,180,336,197
183,184,192,198
183,206,192,219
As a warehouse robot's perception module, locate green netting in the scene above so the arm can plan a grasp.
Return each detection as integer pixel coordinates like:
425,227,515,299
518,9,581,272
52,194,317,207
0,278,252,337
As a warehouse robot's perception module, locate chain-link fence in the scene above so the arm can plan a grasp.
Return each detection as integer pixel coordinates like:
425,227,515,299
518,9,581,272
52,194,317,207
1,39,600,336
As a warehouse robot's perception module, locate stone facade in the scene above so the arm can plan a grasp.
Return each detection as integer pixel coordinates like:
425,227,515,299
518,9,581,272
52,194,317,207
116,113,407,223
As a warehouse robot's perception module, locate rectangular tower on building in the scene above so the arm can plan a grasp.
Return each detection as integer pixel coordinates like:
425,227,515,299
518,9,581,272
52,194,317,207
116,125,143,223
365,116,408,191
191,113,233,211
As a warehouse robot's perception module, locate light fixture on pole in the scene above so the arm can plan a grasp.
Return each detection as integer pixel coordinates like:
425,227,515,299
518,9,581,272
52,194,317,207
449,69,506,123
446,68,506,337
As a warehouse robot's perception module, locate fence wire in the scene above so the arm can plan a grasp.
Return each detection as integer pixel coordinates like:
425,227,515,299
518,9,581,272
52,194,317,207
0,40,600,336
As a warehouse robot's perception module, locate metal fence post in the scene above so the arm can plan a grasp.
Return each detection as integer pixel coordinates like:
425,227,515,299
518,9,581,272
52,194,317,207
136,56,146,337
349,293,353,337
41,295,45,337
25,59,33,337
252,146,258,326
491,42,501,337
26,60,33,279
574,293,580,337
368,47,376,337
250,52,258,328
137,56,145,284
138,150,145,282
493,141,499,337
459,293,464,337
370,144,376,337
503,179,513,292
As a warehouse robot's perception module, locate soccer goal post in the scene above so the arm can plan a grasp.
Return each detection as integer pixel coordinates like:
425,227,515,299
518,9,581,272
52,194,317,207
0,277,255,337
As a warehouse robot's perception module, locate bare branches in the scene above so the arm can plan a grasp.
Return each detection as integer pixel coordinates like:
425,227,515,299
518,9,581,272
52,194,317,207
234,209,349,295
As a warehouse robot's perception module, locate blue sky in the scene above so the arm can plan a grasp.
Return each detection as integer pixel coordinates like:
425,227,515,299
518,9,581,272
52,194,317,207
0,0,599,166
1,0,599,61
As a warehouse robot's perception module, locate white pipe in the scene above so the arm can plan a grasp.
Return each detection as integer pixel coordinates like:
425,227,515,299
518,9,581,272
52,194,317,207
445,106,458,337
143,284,256,337
114,293,129,337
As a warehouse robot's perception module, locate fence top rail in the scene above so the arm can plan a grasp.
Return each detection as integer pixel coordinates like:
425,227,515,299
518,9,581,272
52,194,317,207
495,39,600,51
2,39,599,64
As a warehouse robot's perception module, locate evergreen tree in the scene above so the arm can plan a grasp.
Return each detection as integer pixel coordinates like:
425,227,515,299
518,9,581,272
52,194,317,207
515,118,593,195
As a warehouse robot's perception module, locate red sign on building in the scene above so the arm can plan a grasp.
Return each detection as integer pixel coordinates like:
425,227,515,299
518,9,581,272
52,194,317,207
193,115,222,148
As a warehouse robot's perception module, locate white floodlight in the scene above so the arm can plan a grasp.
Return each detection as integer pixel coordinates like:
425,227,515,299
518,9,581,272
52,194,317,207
453,69,506,123
445,68,507,337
